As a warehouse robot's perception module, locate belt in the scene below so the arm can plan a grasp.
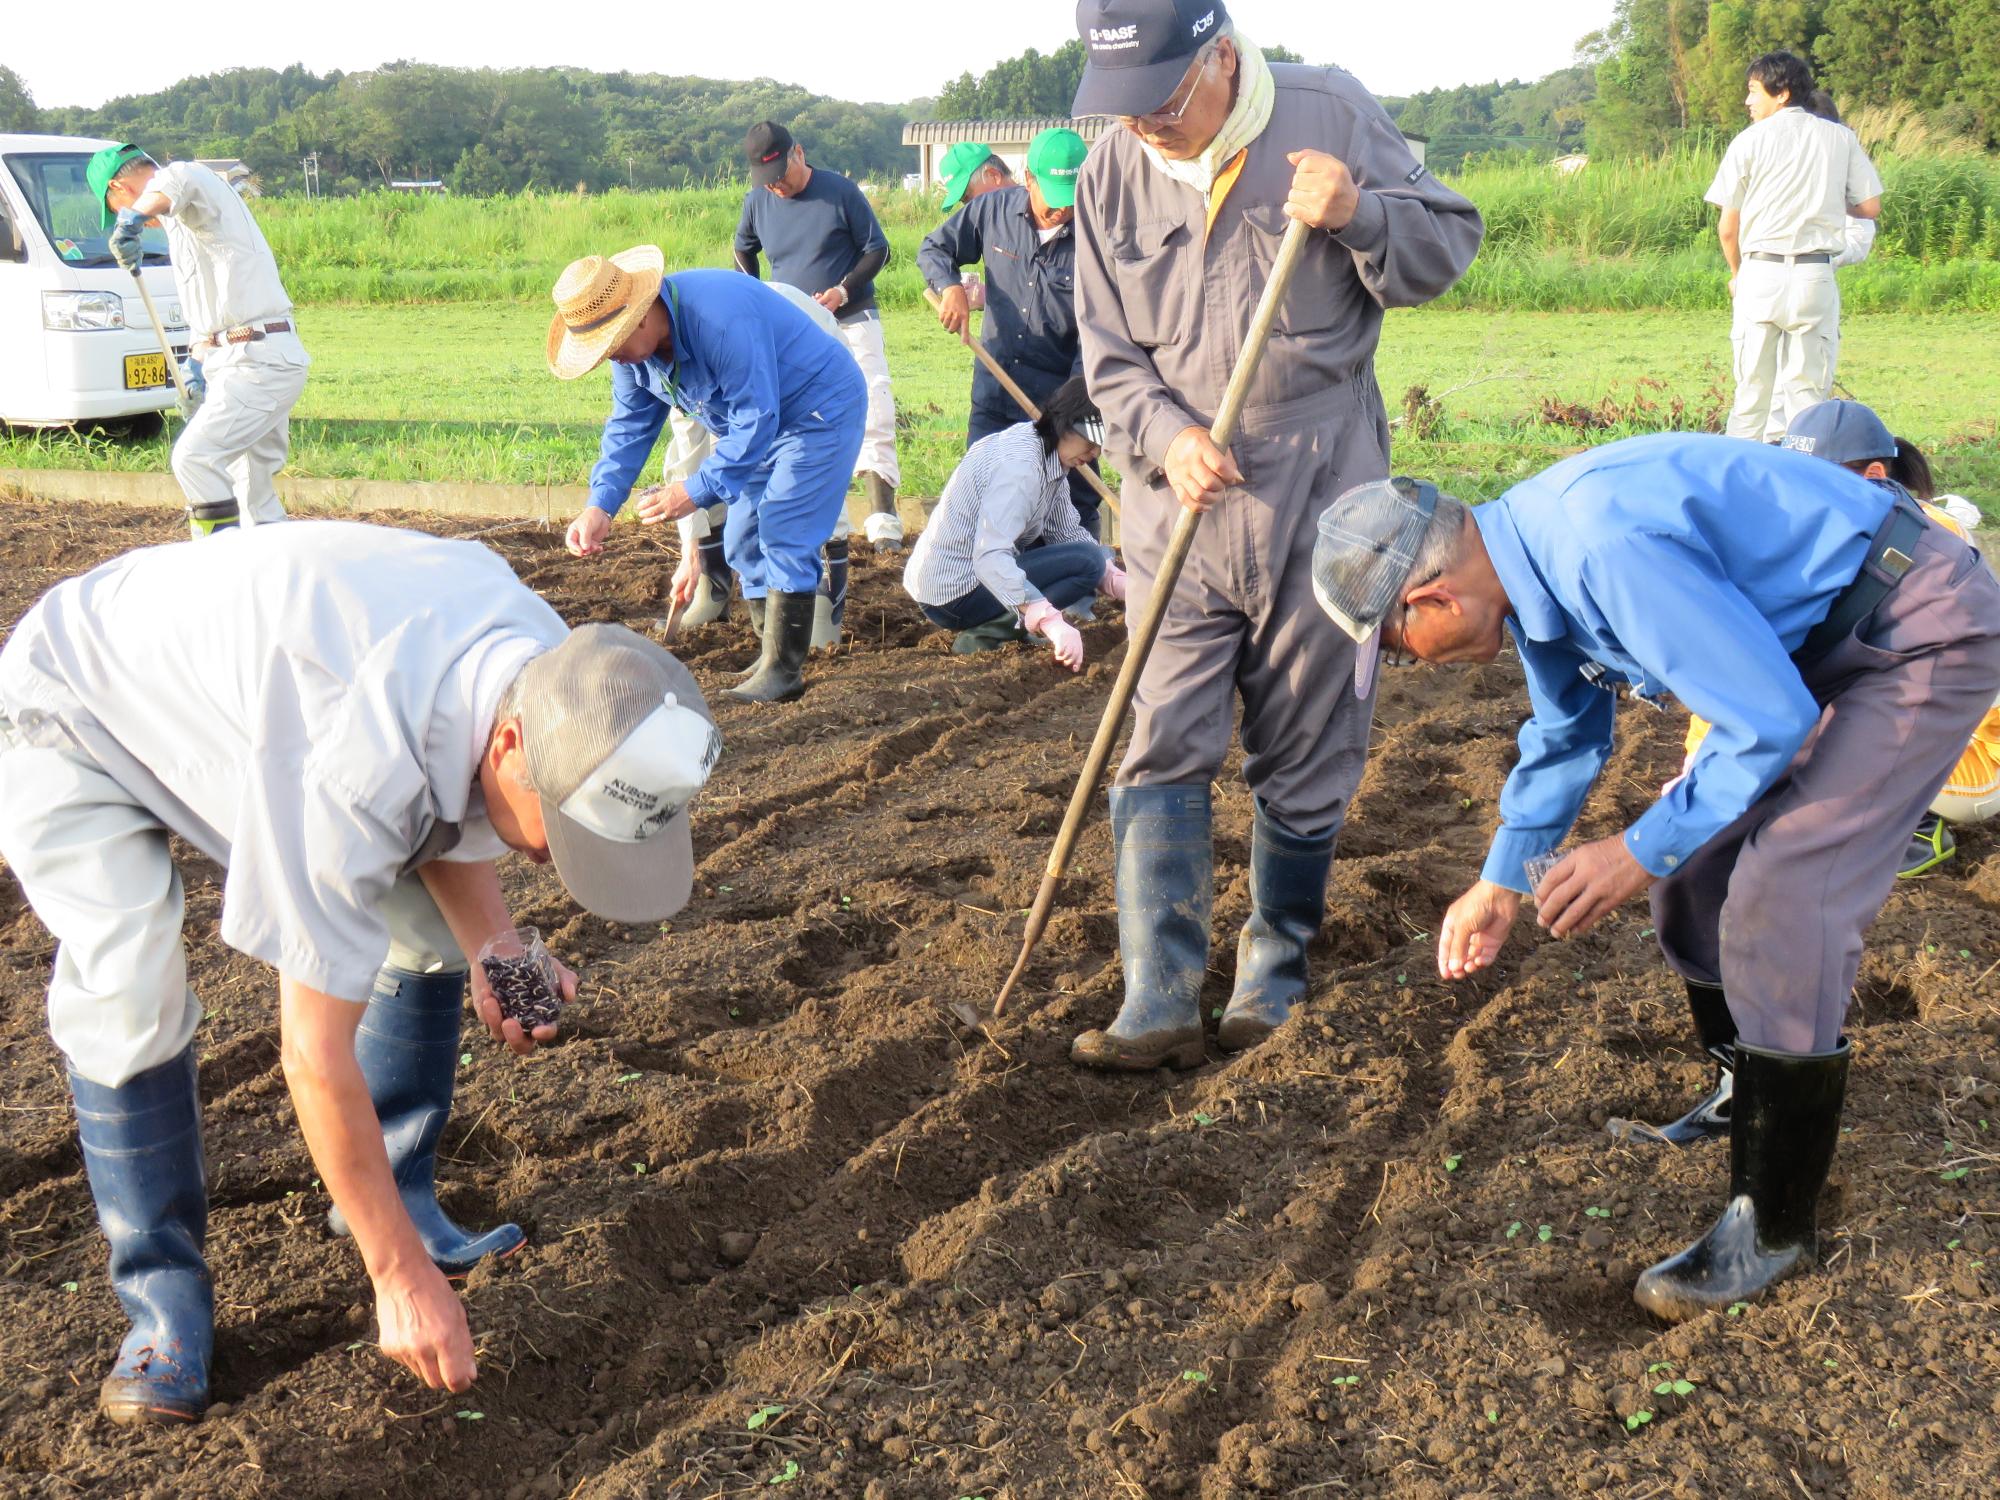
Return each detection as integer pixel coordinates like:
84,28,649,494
1746,251,1832,265
1793,500,1927,666
195,319,293,350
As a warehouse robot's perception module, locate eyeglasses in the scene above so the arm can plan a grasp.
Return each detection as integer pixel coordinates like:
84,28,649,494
1382,597,1416,668
1121,47,1218,129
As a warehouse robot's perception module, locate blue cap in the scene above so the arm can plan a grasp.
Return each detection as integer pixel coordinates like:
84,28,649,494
1072,0,1230,117
1782,400,1898,466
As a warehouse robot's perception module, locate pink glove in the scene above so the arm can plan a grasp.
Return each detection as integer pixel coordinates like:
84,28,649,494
1021,600,1084,672
1099,560,1128,602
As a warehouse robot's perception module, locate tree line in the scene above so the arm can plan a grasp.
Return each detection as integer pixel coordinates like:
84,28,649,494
4,2,1992,204
0,62,915,195
1581,0,1997,153
934,4,2000,162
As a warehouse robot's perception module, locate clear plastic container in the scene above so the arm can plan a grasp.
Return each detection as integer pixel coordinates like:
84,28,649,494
476,926,563,1029
1522,850,1564,902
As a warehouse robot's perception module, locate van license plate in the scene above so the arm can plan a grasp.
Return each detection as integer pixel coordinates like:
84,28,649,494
124,353,169,390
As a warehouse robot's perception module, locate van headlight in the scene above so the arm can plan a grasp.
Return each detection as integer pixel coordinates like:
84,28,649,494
42,292,128,331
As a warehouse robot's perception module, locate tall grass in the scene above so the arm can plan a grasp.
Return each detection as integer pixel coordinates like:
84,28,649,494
253,147,2000,313
1452,146,2000,262
260,186,941,310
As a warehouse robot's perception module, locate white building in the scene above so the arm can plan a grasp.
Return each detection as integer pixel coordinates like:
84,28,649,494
902,117,1428,196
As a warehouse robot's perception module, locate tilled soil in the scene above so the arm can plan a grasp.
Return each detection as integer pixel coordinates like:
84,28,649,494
1,501,1996,1499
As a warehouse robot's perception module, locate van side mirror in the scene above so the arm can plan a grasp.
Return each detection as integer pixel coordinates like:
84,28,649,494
0,213,23,264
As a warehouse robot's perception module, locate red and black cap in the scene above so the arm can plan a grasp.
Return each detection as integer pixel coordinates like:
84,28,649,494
1072,0,1231,117
744,121,796,187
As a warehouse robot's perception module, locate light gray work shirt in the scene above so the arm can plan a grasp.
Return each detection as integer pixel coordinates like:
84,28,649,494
0,522,566,1000
903,423,1100,608
1704,109,1884,257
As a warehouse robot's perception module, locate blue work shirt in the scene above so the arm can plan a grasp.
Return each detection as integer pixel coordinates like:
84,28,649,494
587,270,858,515
1475,432,1894,892
917,185,1082,407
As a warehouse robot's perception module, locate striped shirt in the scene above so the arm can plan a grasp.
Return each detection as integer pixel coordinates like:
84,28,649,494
903,424,1101,610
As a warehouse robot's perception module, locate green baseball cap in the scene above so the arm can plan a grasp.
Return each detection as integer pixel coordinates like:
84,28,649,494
1026,128,1088,210
86,144,152,229
939,141,996,213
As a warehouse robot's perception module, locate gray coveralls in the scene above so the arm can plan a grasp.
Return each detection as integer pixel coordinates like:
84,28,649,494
1073,65,1483,834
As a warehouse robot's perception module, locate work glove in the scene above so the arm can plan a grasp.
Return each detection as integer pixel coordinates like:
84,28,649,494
175,357,205,421
109,208,146,272
1099,559,1128,602
1022,599,1084,673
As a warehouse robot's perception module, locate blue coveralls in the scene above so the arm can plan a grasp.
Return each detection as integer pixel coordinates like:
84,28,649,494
587,270,866,597
917,186,1099,533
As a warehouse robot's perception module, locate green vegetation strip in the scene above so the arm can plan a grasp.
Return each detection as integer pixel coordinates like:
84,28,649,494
7,306,1996,518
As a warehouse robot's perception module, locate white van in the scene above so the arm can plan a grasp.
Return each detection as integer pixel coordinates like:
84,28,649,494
0,133,189,426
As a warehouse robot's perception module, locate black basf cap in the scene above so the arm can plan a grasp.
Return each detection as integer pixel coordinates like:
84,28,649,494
744,122,795,186
1072,0,1231,116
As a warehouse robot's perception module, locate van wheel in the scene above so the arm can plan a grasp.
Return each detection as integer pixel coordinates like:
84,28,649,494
97,412,166,443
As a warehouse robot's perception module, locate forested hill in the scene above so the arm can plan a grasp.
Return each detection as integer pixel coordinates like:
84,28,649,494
6,62,917,196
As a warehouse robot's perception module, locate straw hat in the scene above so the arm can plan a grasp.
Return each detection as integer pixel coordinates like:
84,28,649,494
546,245,666,380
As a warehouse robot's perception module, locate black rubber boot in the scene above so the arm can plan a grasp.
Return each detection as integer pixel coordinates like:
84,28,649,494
1071,784,1212,1072
187,498,239,538
727,590,816,704
1217,804,1334,1052
1632,1037,1850,1322
812,538,849,650
1606,980,1736,1146
68,1047,214,1424
326,968,525,1276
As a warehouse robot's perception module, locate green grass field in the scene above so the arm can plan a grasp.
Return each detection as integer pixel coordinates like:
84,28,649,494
6,304,1996,516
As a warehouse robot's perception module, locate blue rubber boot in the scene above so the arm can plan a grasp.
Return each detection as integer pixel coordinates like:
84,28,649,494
326,967,525,1275
68,1047,213,1424
1216,804,1335,1052
1070,784,1212,1072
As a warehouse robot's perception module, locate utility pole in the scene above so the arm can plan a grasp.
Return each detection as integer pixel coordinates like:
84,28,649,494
301,152,321,200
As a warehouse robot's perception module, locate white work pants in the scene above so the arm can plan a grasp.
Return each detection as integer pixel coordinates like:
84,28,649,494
170,334,311,526
836,310,900,492
1726,261,1839,442
0,709,458,1089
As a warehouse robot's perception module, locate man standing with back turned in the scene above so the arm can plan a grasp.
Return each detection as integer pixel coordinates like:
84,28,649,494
1707,51,1882,442
736,123,904,554
1065,0,1482,1071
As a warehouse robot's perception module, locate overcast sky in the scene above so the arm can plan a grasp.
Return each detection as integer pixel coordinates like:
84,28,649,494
11,1,1615,111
